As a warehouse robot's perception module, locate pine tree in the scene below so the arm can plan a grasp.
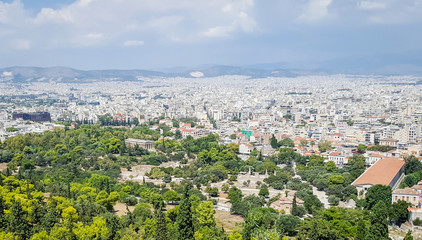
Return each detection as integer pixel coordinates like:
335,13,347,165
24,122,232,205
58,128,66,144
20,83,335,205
39,207,60,233
177,184,194,240
0,196,5,231
7,201,31,240
155,208,168,240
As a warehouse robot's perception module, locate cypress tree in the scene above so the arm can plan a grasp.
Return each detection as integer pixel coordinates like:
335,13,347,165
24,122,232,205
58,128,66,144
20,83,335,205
176,184,194,240
291,194,298,216
155,208,168,240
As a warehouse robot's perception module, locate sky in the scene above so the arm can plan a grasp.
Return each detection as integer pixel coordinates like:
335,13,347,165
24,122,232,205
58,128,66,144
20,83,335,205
0,0,421,70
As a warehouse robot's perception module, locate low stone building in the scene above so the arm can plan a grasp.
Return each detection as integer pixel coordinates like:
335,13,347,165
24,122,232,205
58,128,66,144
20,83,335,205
125,138,155,151
270,196,304,214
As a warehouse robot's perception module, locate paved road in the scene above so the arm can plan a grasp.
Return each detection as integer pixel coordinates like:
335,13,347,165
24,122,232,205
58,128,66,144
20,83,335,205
310,184,330,208
292,160,330,208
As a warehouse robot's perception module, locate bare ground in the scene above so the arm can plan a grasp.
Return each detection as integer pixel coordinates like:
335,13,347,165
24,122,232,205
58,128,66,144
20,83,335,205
0,163,8,171
113,202,135,217
215,210,244,233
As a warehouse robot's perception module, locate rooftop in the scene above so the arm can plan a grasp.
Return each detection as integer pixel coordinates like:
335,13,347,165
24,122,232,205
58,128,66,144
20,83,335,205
393,187,419,195
352,157,404,186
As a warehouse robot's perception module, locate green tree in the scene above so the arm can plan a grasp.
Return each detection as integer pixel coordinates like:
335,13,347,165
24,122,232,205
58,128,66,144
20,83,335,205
276,214,301,236
291,194,299,216
175,130,182,139
221,183,229,193
270,135,278,149
228,186,243,204
328,195,340,206
155,208,168,240
356,220,368,240
365,185,392,210
390,200,410,225
177,184,194,240
7,201,31,240
259,186,269,198
404,230,414,240
195,201,216,228
318,141,332,153
366,201,389,240
347,155,366,179
231,195,266,218
133,203,153,223
229,231,242,240
0,196,5,230
357,144,367,153
73,216,109,240
308,155,325,167
325,161,337,172
329,175,345,185
404,155,422,174
39,207,60,233
303,195,323,214
205,187,219,197
164,190,181,204
279,138,295,148
101,212,122,240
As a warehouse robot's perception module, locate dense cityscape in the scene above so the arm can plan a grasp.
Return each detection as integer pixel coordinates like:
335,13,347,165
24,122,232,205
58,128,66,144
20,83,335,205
1,0,422,239
0,72,422,239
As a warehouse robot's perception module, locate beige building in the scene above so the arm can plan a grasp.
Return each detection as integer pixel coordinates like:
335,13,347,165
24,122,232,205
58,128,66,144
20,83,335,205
379,138,399,148
270,196,304,214
392,188,419,207
125,138,155,151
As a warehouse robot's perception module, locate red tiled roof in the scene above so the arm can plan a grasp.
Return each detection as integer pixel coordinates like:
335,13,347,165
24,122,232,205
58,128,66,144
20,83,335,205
393,188,419,195
329,152,341,156
352,157,404,186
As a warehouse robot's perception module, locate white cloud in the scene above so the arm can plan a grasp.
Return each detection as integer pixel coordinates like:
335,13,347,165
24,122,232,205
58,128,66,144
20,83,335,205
202,25,236,38
1,0,422,55
10,39,30,50
298,0,333,23
35,7,73,24
222,4,233,12
237,12,256,33
359,1,386,10
87,33,103,39
201,9,256,38
0,0,26,24
77,0,97,7
123,40,144,46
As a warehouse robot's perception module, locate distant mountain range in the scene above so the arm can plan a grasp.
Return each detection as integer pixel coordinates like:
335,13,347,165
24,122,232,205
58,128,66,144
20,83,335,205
0,65,317,83
1,56,422,83
0,66,164,83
